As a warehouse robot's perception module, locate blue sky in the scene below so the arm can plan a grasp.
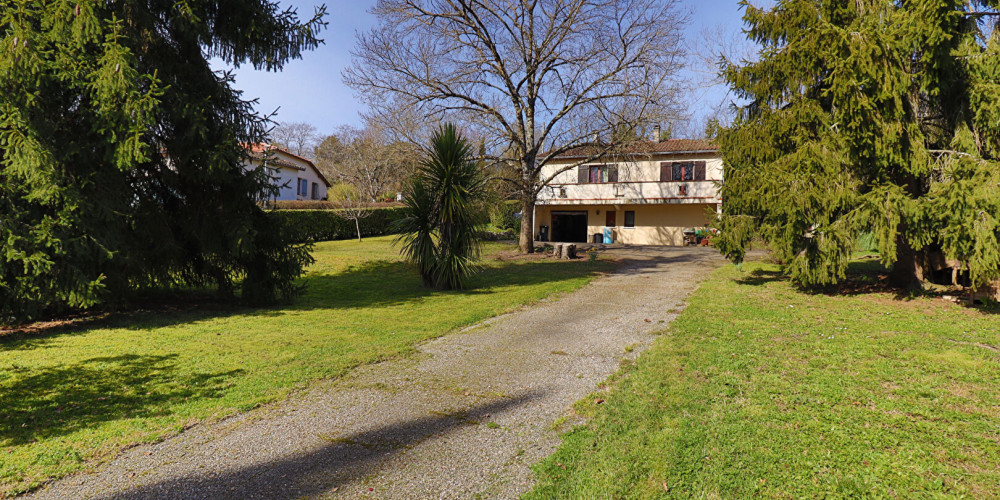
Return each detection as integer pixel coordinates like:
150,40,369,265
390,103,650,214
217,0,752,135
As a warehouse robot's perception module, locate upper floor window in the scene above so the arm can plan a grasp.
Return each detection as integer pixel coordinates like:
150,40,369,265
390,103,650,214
660,161,706,182
578,164,618,183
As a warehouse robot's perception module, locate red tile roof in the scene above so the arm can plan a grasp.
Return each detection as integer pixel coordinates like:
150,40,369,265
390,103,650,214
552,139,718,159
245,143,331,187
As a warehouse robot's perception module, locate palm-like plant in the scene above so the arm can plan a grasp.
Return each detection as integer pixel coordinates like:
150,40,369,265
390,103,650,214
395,124,486,290
396,178,438,286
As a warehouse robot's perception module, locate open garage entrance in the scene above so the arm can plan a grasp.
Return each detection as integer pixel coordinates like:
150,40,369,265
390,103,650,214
551,211,588,242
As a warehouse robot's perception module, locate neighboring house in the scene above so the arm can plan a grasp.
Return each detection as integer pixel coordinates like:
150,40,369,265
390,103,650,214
244,144,331,201
535,136,721,246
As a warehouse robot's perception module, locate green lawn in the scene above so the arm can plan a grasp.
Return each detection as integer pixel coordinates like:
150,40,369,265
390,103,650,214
0,237,612,496
528,260,1000,498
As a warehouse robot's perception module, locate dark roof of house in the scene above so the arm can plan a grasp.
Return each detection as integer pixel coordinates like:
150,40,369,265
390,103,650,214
552,139,718,159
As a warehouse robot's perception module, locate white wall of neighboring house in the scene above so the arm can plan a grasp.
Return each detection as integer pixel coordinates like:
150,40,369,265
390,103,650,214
243,146,330,201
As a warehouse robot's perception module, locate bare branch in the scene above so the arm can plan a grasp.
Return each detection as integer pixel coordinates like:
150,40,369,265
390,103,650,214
345,0,690,250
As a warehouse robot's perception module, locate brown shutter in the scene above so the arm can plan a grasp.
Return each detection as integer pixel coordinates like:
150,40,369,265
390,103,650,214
660,162,670,181
695,161,706,181
578,165,588,183
608,166,618,182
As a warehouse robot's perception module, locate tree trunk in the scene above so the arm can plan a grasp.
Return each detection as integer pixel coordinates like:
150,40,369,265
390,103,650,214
519,196,535,253
890,233,925,290
355,218,362,242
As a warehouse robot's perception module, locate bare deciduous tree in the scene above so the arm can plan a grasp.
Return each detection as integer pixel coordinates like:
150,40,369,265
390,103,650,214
314,125,416,202
270,121,319,157
312,133,345,182
669,20,759,139
340,186,374,242
345,0,689,252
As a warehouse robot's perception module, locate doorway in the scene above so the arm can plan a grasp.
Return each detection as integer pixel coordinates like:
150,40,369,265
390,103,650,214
551,211,588,242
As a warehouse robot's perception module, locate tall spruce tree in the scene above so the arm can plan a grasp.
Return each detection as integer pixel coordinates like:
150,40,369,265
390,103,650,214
715,0,1000,289
0,1,326,324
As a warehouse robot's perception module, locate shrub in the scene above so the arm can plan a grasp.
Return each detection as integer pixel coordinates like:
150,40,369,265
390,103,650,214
479,228,516,241
490,200,521,231
268,207,409,243
857,232,879,253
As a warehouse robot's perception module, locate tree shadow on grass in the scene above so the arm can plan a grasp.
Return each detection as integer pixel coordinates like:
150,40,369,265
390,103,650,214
737,260,1000,316
734,259,921,300
0,354,242,447
1,258,612,352
103,390,544,500
734,268,786,286
295,258,614,308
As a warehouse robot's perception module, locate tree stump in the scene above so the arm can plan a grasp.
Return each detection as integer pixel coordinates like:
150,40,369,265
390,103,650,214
562,244,576,259
553,243,564,258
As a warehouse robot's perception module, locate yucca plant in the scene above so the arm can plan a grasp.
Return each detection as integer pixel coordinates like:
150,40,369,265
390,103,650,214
396,178,438,286
394,124,487,289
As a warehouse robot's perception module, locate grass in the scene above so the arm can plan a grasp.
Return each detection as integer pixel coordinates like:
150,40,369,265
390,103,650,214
528,260,1000,498
0,236,612,496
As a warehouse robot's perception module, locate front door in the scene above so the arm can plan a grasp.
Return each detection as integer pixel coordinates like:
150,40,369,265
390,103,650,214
605,210,616,227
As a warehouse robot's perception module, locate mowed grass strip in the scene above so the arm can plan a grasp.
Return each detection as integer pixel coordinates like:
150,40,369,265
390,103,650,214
0,237,613,496
528,261,1000,498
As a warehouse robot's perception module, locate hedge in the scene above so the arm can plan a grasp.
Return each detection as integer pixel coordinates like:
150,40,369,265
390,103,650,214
272,201,521,244
264,200,402,210
268,207,409,243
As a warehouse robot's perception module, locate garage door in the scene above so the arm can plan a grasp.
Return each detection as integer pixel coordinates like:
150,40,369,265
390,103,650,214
551,211,588,242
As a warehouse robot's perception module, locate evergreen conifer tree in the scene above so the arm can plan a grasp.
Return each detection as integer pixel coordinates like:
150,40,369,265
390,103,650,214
715,0,1000,289
0,1,326,323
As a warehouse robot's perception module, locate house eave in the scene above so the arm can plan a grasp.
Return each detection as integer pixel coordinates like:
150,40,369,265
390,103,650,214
548,149,719,161
537,197,721,205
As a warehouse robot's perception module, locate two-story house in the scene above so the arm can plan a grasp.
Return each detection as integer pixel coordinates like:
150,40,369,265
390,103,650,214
534,137,721,246
244,144,331,201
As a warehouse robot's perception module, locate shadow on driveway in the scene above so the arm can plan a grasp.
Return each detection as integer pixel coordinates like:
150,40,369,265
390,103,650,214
104,391,544,500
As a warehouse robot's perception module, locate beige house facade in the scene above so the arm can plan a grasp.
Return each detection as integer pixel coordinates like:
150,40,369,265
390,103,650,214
534,139,721,246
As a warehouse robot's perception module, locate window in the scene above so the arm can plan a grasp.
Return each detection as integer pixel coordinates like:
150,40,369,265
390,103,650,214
298,178,308,196
589,165,603,183
673,163,693,181
578,164,618,183
660,161,707,182
311,182,319,200
624,210,635,228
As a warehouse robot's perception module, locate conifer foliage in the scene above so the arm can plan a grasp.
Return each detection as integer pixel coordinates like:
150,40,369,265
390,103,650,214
715,0,1000,289
0,1,326,324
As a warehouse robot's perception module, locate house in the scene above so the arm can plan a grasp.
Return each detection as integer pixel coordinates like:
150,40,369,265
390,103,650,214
244,144,331,201
534,135,721,246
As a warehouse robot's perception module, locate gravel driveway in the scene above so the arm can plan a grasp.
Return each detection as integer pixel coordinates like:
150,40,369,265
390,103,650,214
25,246,723,500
